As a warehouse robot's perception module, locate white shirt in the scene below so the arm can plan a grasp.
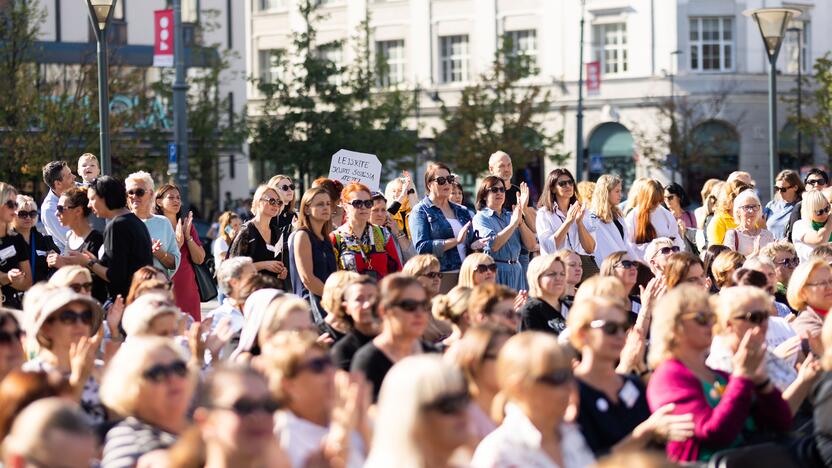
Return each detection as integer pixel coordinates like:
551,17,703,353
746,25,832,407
275,410,365,468
791,219,822,261
624,205,685,261
722,228,775,257
537,206,588,255
40,190,70,252
212,237,230,271
206,299,244,361
583,212,635,266
471,403,595,468
448,218,467,263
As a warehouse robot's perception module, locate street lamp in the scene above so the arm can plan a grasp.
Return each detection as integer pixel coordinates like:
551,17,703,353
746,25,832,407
85,0,118,176
745,7,801,200
787,27,803,162
576,0,586,182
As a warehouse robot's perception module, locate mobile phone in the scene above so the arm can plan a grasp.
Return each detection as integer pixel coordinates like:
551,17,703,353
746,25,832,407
801,338,811,356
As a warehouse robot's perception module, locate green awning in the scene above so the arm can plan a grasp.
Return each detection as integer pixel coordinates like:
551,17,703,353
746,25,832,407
588,123,634,158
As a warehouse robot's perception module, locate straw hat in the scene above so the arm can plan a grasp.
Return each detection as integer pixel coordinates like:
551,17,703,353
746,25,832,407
28,288,104,347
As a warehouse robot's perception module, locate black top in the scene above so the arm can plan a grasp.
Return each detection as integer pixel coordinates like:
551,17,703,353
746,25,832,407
331,329,374,371
229,220,279,278
0,232,30,309
504,184,520,210
784,201,802,242
351,341,438,402
75,230,107,303
576,374,651,456
269,209,296,290
24,229,59,285
518,297,567,335
101,212,153,302
288,227,337,299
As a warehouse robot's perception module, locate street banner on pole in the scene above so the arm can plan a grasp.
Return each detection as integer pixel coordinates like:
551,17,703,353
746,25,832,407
153,10,174,68
586,61,601,95
329,149,383,191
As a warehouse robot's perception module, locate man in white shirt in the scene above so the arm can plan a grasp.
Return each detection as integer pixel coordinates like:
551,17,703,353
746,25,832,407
40,161,76,252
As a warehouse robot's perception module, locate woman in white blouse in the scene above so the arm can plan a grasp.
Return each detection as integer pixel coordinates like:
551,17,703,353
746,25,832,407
584,175,634,267
536,169,595,257
722,190,774,256
472,331,595,468
624,179,684,261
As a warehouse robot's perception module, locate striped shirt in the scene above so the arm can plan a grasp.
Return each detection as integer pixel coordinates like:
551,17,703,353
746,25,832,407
102,417,176,468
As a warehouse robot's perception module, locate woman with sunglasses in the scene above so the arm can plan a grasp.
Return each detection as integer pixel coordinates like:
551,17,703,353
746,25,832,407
792,191,832,262
0,308,24,381
402,254,453,343
468,283,519,331
597,252,646,314
536,168,595,258
625,179,685,261
663,183,696,230
410,162,475,293
12,195,58,285
351,273,436,401
760,240,800,310
646,285,792,463
459,253,497,288
787,258,832,339
229,184,288,281
518,254,568,335
473,177,536,292
765,170,803,240
722,190,773,256
331,182,401,280
268,331,368,468
23,288,106,423
268,174,297,290
472,332,595,468
367,354,471,468
330,276,379,371
125,172,180,281
0,183,32,309
569,297,695,456
100,336,197,468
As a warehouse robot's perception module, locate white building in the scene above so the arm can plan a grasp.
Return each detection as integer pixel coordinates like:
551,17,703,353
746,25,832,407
247,0,831,200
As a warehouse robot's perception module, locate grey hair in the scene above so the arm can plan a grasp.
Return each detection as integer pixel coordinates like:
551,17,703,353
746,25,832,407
125,170,155,192
218,256,254,294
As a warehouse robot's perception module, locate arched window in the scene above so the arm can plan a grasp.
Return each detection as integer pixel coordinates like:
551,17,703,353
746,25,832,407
588,122,635,186
688,120,739,195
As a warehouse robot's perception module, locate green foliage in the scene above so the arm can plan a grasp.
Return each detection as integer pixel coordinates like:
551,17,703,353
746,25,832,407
434,37,566,178
784,52,832,163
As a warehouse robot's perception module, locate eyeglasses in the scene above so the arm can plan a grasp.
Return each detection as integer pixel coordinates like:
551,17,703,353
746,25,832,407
348,199,374,209
474,263,498,274
807,279,832,288
4,200,17,210
0,328,22,345
16,210,37,219
536,369,573,387
431,175,456,186
420,271,443,279
815,206,831,217
68,282,93,293
739,204,760,212
588,319,631,336
774,257,799,268
774,185,794,193
733,310,769,325
47,309,93,326
615,260,637,270
55,204,75,214
485,186,506,194
391,298,430,313
296,356,334,374
261,197,283,207
142,360,189,383
126,188,147,198
423,392,470,415
806,179,827,186
213,397,281,416
556,179,574,188
658,246,681,256
279,184,295,192
681,311,715,327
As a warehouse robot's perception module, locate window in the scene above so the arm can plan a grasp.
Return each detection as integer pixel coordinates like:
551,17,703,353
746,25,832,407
182,0,199,24
258,0,287,11
317,45,343,85
782,20,810,74
376,40,405,87
592,23,628,75
503,29,538,77
439,35,469,84
689,17,734,72
258,49,285,83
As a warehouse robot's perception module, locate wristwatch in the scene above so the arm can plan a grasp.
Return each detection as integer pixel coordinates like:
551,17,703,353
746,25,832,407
85,258,97,270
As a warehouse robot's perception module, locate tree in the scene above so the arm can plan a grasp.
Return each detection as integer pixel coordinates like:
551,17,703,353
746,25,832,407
784,52,832,166
434,37,567,178
248,0,417,185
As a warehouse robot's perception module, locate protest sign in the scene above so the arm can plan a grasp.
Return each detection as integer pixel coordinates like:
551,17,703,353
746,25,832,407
328,149,383,191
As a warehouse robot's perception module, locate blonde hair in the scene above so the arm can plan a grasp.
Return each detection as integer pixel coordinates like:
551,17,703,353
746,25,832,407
267,174,295,212
788,258,831,311
590,175,623,223
712,286,773,334
100,337,192,417
445,323,512,395
801,190,830,220
15,194,36,211
250,184,279,216
759,239,797,261
320,271,361,318
526,254,563,298
0,183,18,235
576,181,595,204
78,153,98,164
258,295,312,344
732,190,762,223
366,355,467,468
716,180,752,215
48,266,92,288
648,285,711,368
566,296,628,349
261,331,327,404
624,177,648,211
574,275,629,305
711,250,746,289
384,177,418,211
459,253,494,288
125,171,155,192
431,286,471,324
402,254,440,276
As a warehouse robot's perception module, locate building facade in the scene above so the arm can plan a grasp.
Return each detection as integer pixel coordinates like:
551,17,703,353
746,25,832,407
247,0,831,201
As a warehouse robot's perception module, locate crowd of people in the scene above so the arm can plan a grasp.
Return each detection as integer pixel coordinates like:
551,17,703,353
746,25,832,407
4,150,832,468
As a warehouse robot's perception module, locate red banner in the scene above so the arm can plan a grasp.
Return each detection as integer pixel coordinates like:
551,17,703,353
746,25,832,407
153,10,174,68
586,61,601,95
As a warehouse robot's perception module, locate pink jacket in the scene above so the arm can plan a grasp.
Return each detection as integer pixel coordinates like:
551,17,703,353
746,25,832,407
646,358,792,462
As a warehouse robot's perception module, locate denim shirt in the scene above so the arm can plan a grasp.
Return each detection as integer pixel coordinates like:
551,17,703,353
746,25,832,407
473,208,521,262
409,196,474,271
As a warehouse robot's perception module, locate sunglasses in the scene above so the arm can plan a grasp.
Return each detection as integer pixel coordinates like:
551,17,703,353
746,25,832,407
127,188,147,198
391,298,430,313
815,206,831,216
348,199,374,209
261,197,283,207
474,263,498,274
774,257,799,268
536,369,573,387
423,392,470,415
214,397,281,416
279,184,295,192
658,246,681,256
431,175,456,186
615,260,637,270
682,311,715,327
806,179,827,186
420,272,443,279
774,185,793,193
556,179,574,188
0,328,22,344
486,186,506,194
296,356,334,374
16,210,37,219
589,319,631,336
733,310,769,325
4,200,18,210
47,309,93,326
142,360,189,383
69,282,93,293
55,204,76,214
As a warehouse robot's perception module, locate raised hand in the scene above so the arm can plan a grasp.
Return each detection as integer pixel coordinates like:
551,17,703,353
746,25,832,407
205,316,234,360
69,328,103,399
518,182,530,209
732,328,767,381
107,295,125,337
175,219,185,247
565,202,581,223
151,239,163,254
616,326,647,375
455,221,471,245
510,203,523,227
513,290,528,311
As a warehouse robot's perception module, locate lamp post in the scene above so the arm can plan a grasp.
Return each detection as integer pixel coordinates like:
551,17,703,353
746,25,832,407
787,26,803,162
85,0,117,176
173,0,191,211
576,0,586,181
745,7,801,200
668,50,682,184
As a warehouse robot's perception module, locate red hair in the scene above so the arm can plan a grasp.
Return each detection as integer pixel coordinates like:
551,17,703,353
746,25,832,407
340,182,371,203
634,179,663,244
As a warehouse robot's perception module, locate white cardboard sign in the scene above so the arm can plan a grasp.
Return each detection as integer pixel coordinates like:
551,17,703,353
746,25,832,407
328,149,382,191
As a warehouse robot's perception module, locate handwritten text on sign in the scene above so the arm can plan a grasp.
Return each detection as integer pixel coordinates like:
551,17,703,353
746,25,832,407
328,149,382,192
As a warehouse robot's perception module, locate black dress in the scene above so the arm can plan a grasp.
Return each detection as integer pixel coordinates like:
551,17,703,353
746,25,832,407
269,209,296,290
101,213,153,302
0,231,30,309
331,329,373,371
229,221,280,279
351,341,438,402
576,374,652,456
288,228,337,328
518,297,567,335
